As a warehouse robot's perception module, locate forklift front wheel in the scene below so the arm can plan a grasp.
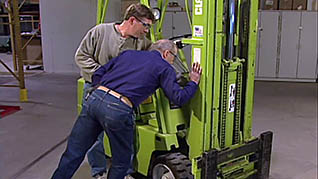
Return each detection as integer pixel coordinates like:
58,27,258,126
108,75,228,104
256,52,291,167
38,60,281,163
150,152,193,179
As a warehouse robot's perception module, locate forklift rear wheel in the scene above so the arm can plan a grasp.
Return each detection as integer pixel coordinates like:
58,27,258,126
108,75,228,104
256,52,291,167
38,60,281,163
150,152,193,179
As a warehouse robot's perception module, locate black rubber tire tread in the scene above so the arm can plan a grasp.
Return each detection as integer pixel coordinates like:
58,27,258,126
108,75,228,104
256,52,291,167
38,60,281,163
151,152,194,179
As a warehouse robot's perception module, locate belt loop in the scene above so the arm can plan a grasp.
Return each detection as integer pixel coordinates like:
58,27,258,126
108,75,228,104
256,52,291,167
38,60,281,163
106,89,111,94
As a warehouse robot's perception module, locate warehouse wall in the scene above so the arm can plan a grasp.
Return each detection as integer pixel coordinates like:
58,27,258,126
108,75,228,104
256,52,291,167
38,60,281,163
40,0,121,73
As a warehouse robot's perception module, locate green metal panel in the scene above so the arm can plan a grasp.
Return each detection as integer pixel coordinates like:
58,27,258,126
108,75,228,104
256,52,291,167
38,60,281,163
138,97,157,125
200,0,215,153
153,90,168,133
219,60,244,148
186,0,209,160
217,150,257,178
96,0,109,24
96,0,103,24
243,0,259,141
77,78,85,114
219,157,254,177
135,125,178,175
158,90,191,134
191,158,202,178
211,0,225,150
220,63,236,147
103,133,111,157
134,125,157,176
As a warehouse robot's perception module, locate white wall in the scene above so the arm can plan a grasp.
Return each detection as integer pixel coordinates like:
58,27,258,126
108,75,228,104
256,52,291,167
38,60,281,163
40,0,121,73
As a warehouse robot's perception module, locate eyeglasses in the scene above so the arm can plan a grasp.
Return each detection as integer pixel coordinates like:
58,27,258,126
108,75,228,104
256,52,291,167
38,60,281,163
169,51,178,59
134,16,152,29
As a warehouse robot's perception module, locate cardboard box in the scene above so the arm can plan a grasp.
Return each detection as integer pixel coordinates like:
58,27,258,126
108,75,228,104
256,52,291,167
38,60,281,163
293,0,307,10
29,0,39,4
279,0,293,10
21,35,42,66
262,0,279,10
312,0,318,11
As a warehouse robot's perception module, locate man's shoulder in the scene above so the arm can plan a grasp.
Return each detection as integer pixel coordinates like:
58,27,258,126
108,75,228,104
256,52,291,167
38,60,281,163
82,23,115,38
85,23,118,42
91,23,115,33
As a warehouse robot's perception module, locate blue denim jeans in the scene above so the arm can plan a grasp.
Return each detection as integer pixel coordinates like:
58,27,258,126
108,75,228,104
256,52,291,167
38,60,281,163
52,89,135,179
84,83,108,177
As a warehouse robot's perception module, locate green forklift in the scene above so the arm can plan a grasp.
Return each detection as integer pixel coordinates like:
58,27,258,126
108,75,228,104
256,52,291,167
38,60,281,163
77,0,273,178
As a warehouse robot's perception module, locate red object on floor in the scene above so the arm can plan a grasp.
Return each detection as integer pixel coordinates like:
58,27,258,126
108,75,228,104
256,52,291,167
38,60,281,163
0,105,21,118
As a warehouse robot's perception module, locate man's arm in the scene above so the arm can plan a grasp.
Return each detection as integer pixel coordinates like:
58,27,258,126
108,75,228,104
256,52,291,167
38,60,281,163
75,26,101,76
160,63,202,106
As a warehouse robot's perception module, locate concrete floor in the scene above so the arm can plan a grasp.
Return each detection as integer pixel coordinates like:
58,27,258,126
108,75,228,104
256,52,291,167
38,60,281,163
0,71,317,179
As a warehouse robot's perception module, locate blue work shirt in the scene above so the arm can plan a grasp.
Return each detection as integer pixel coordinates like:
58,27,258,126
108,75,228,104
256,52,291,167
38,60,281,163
92,50,198,107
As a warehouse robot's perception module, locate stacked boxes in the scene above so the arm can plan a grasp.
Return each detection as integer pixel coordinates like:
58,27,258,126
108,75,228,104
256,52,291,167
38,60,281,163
259,0,308,10
29,0,39,3
261,0,279,10
313,0,318,11
279,0,293,10
293,0,308,10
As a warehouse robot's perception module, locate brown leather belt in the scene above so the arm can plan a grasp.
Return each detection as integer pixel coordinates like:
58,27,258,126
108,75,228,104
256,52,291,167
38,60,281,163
97,86,133,108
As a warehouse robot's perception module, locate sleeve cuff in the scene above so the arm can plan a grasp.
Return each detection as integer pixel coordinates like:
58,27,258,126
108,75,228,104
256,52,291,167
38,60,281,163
188,80,198,86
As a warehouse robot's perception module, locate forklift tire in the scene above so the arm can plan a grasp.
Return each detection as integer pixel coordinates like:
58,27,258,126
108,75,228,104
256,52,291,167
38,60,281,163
150,152,194,179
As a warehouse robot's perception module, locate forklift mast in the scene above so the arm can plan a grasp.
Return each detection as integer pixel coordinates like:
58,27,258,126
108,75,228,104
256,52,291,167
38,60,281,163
135,0,273,178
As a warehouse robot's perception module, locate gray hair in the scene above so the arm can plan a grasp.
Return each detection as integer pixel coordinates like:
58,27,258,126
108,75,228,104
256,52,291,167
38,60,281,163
149,39,176,54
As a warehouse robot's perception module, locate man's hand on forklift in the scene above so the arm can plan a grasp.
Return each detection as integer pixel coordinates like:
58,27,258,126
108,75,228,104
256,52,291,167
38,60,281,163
189,62,202,84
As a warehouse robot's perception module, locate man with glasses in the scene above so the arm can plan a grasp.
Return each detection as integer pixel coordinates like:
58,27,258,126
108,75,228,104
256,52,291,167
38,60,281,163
134,16,152,30
74,3,155,179
52,39,202,179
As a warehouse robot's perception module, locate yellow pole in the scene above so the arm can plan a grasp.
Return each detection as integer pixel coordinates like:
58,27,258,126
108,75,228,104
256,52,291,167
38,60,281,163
12,0,28,102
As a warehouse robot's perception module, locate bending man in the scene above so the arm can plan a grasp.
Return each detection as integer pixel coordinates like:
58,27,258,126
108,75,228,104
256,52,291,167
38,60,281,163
52,39,202,179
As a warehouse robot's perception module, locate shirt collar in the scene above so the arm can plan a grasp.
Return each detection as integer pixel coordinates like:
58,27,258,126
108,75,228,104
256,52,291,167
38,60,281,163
113,22,138,40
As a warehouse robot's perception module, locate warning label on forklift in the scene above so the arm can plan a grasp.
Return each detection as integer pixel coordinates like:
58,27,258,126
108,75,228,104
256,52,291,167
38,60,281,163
193,25,203,37
193,48,201,63
228,84,236,112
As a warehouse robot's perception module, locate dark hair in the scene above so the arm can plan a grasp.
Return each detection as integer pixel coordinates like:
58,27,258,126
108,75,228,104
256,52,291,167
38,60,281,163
124,3,155,23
